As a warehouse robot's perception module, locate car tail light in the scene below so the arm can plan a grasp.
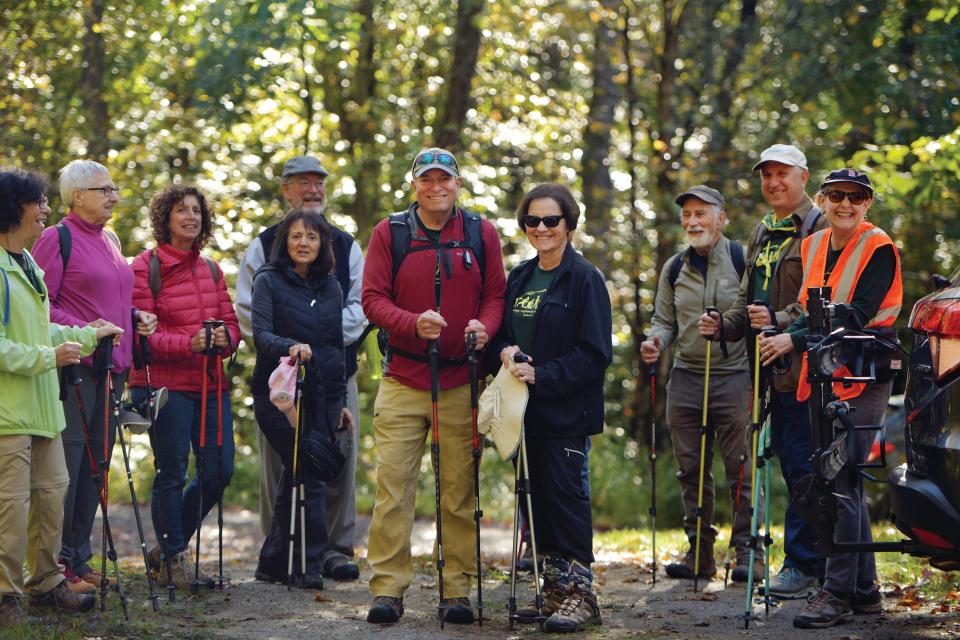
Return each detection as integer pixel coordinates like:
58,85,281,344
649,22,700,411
912,297,960,380
910,526,955,550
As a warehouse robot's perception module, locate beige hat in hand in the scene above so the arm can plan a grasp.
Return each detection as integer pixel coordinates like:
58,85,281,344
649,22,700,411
477,365,528,461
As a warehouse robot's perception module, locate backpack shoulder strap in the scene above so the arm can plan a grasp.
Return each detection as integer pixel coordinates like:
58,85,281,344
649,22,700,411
204,256,221,284
667,250,685,290
148,249,162,298
461,209,486,279
56,222,71,273
388,210,415,285
800,207,822,238
1,267,9,327
730,241,746,280
104,229,121,251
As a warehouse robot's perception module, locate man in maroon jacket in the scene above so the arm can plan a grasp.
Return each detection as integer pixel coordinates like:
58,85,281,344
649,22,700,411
362,148,506,625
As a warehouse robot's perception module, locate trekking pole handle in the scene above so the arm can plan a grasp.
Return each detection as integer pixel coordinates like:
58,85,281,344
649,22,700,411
466,331,478,356
139,333,151,367
97,335,115,372
63,364,82,387
513,352,530,364
203,319,224,355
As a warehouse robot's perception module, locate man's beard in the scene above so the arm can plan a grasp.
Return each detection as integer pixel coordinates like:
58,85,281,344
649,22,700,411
300,201,326,215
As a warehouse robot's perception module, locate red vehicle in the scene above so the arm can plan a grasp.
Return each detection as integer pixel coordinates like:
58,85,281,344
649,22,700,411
888,274,960,569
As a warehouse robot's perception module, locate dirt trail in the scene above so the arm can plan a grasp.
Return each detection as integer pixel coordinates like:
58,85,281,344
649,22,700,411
96,505,960,639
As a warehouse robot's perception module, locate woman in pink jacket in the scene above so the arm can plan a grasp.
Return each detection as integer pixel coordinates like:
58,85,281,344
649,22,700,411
128,185,240,589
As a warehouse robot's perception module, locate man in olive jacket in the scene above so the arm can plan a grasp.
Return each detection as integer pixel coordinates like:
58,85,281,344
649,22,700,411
641,185,757,583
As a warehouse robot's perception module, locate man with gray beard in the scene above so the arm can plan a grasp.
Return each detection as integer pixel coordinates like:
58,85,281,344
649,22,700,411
641,185,760,583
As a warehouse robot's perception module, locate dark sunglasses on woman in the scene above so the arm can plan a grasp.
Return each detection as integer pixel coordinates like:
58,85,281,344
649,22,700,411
822,189,869,205
521,214,564,229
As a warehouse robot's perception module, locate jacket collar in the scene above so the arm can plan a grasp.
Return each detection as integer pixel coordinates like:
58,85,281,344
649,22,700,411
157,242,201,267
66,210,107,234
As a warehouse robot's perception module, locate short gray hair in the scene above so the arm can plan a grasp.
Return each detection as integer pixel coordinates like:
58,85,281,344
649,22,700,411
58,160,111,207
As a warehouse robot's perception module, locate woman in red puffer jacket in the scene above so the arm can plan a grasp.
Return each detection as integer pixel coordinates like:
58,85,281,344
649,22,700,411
128,185,240,589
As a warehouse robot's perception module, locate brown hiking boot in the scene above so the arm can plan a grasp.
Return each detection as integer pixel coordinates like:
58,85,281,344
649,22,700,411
29,581,95,613
515,579,567,623
543,561,601,633
157,549,214,590
77,567,108,589
665,541,716,579
367,595,404,623
731,547,764,583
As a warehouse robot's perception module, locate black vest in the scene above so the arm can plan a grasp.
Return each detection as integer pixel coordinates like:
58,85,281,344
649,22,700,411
260,221,358,378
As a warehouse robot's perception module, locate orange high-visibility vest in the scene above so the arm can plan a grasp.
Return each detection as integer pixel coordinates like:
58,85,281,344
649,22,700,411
796,221,902,401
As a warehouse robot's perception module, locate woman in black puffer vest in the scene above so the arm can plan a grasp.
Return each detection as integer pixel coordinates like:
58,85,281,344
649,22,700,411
251,209,350,590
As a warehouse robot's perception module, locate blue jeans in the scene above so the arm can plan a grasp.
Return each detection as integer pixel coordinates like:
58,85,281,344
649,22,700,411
132,388,235,556
770,389,818,576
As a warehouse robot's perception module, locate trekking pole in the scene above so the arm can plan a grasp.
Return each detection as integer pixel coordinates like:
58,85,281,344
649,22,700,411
288,361,306,589
738,328,763,628
508,352,545,631
102,336,160,611
428,337,446,628
693,306,718,593
215,349,225,592
64,364,130,620
648,362,658,585
758,325,780,616
466,331,483,626
136,332,176,604
193,321,214,593
723,451,746,588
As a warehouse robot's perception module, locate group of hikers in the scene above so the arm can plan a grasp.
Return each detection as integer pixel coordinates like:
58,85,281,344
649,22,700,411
0,140,899,633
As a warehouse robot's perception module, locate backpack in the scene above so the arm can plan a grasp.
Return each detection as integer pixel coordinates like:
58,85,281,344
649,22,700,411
147,248,220,298
667,240,746,290
387,205,486,286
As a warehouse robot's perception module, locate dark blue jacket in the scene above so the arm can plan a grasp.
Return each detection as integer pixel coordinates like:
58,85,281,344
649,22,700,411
251,264,345,402
489,243,612,437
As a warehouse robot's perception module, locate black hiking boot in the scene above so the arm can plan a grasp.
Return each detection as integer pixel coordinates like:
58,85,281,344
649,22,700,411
367,595,403,623
665,540,715,579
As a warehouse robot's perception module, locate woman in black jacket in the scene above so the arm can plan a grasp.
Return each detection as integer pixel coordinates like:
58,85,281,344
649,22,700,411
489,183,612,633
251,210,351,590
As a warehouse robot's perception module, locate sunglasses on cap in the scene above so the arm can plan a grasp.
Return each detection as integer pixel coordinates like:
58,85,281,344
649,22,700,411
521,214,564,229
822,189,870,205
413,151,458,169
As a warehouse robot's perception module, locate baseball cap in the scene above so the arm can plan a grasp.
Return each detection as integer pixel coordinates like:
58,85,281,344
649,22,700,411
477,366,527,461
411,147,460,178
820,168,873,193
752,144,808,171
675,185,725,209
281,156,329,179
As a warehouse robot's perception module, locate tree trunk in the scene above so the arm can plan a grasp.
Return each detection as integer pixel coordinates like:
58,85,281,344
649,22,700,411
580,0,621,273
435,0,484,152
80,0,109,161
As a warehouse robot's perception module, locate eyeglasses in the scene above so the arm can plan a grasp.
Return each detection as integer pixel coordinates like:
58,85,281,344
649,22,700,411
413,151,459,171
521,214,564,229
83,186,120,196
822,189,869,205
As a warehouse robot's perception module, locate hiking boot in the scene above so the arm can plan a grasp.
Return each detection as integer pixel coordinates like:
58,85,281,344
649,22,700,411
63,566,96,594
76,567,108,590
768,566,817,599
0,596,37,626
146,545,162,573
516,580,567,623
730,548,764,583
157,549,214,590
367,595,403,623
322,556,360,581
851,589,883,614
440,597,474,624
255,566,323,589
793,589,852,629
543,561,601,633
29,581,95,613
665,541,715,579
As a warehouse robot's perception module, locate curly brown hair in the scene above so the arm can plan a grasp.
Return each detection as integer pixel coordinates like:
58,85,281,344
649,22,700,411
148,185,214,247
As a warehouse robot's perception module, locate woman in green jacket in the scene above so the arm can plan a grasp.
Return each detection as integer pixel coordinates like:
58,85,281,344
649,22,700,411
0,168,121,625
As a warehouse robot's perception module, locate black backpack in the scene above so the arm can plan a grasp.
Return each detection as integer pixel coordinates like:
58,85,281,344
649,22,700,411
387,205,486,286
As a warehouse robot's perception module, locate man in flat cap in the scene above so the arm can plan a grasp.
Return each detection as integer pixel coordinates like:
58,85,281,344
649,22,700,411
699,143,828,598
236,155,366,587
641,185,758,583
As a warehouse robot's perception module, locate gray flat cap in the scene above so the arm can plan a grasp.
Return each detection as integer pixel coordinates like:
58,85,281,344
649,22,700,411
675,185,725,209
281,156,329,178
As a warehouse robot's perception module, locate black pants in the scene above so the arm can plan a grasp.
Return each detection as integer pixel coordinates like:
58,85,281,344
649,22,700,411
253,395,340,576
526,434,594,565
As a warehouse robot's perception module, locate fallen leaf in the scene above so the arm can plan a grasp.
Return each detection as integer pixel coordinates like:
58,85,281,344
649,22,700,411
700,592,718,602
314,593,330,602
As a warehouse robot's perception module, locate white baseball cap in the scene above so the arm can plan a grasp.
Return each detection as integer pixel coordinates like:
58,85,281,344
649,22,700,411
752,144,808,171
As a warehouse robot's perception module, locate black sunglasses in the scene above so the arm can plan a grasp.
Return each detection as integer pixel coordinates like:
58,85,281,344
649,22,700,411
822,189,869,205
521,214,564,229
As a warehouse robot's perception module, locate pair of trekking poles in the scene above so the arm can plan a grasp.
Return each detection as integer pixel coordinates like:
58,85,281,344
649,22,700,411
424,331,485,629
